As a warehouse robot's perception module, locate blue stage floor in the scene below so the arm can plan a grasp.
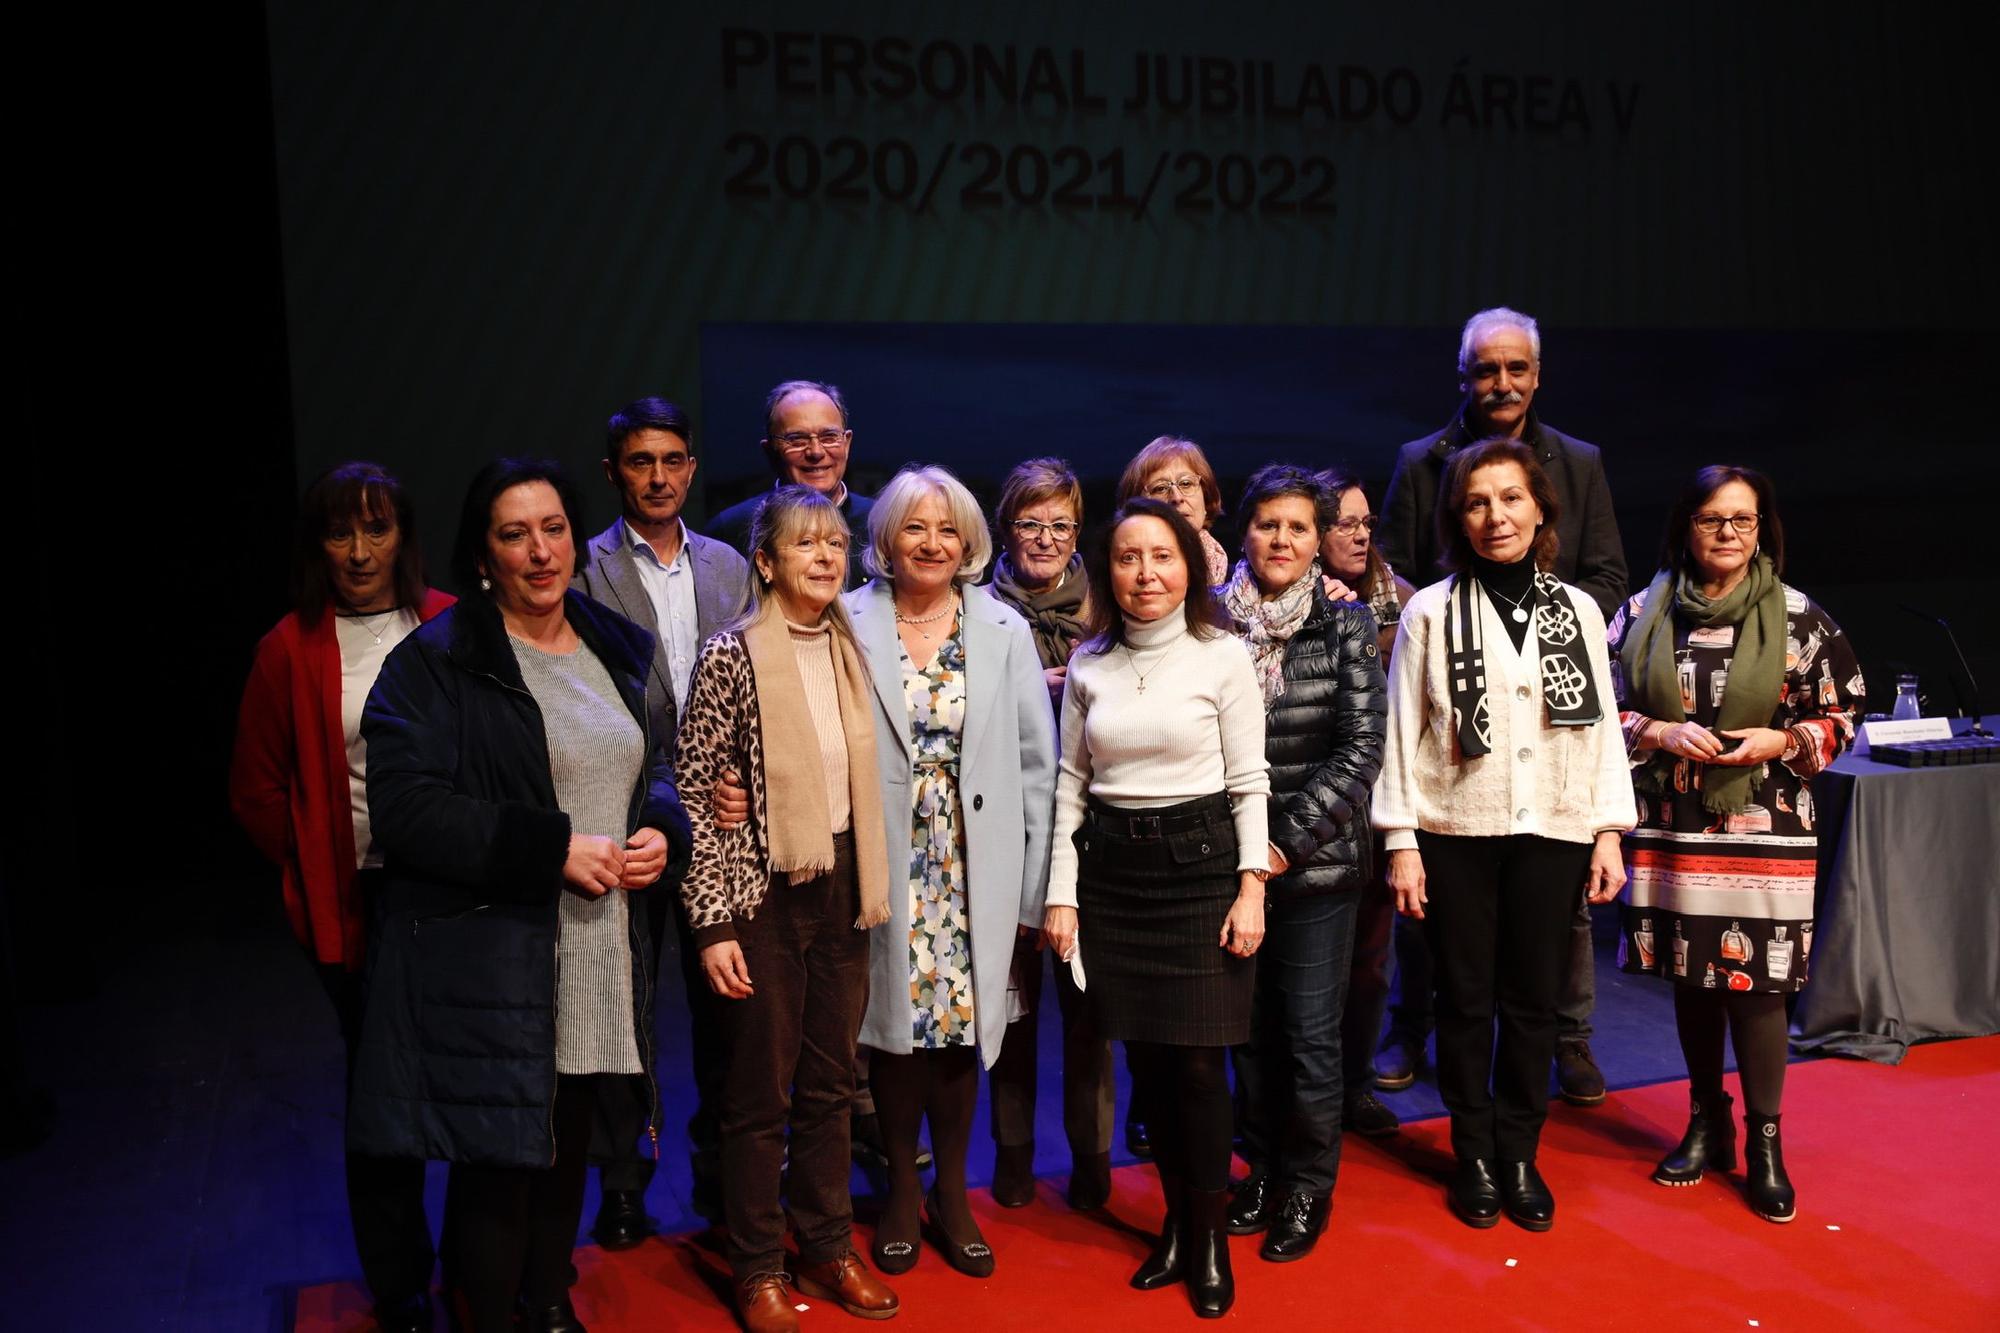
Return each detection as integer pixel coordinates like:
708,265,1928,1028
5,889,1701,1331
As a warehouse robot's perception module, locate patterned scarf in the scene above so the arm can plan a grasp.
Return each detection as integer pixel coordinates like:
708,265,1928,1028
1446,570,1602,758
1619,553,1785,815
989,552,1088,672
1221,558,1320,706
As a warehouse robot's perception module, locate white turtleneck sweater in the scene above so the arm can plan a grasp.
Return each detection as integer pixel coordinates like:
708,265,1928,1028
1046,612,1270,907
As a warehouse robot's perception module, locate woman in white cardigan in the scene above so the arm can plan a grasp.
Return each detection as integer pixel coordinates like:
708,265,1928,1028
848,466,1058,1280
1376,439,1635,1235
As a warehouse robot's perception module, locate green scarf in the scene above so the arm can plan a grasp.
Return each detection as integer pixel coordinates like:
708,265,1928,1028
1620,552,1786,815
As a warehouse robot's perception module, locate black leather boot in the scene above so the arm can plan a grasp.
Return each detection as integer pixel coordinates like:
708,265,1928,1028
1258,1190,1330,1263
1744,1112,1796,1223
1654,1089,1736,1186
1130,1170,1185,1290
1498,1159,1554,1232
1183,1185,1235,1318
1448,1157,1501,1228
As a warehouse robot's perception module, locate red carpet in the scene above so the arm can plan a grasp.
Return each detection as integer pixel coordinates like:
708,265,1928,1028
295,1036,2000,1331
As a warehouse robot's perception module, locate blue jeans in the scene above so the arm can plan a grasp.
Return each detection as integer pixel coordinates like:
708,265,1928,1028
1230,891,1358,1194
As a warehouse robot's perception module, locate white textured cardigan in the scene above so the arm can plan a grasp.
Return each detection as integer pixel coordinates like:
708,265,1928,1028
1375,576,1636,851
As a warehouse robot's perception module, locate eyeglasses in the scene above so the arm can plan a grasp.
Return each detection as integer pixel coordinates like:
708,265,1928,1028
772,428,850,454
1009,518,1079,543
1330,515,1378,536
1691,513,1760,536
1145,476,1203,499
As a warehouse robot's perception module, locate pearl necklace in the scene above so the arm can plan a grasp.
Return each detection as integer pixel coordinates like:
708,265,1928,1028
895,593,957,627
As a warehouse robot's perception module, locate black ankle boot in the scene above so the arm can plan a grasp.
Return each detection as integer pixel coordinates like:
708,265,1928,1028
1130,1171,1185,1290
1183,1185,1235,1318
1654,1089,1736,1186
1225,1170,1273,1234
1744,1112,1795,1223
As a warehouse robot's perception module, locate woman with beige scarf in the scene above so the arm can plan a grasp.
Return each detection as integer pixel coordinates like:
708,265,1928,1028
674,487,900,1333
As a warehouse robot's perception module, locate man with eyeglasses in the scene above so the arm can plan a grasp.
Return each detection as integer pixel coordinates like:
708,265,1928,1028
573,396,750,1245
706,379,876,588
1374,307,1629,1110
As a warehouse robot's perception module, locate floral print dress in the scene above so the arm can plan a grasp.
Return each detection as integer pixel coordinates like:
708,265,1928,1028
903,616,973,1046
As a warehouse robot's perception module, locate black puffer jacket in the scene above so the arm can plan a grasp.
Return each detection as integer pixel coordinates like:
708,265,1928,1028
1263,586,1389,900
348,591,692,1168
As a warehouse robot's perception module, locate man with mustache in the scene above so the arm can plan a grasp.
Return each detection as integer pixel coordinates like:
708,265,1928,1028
1373,307,1628,1107
574,395,751,1244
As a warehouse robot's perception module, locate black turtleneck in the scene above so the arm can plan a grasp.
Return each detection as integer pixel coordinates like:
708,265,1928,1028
1470,552,1538,651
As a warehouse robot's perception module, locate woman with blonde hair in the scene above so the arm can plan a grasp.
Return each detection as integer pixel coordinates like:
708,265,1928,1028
849,465,1058,1277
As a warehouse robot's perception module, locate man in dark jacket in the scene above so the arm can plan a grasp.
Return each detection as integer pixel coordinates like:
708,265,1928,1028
1374,307,1628,1108
705,379,875,589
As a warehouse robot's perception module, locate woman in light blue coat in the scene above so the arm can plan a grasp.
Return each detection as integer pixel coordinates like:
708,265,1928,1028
850,465,1057,1280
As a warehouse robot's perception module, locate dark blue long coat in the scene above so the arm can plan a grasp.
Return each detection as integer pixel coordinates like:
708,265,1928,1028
349,591,692,1167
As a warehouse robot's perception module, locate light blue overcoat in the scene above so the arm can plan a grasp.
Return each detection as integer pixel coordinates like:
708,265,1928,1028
849,579,1057,1068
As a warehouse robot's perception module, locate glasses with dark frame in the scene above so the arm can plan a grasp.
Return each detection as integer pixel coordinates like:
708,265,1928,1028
772,428,851,455
1690,513,1760,536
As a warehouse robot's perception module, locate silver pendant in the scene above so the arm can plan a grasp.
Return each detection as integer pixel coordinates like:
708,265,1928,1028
1137,679,1147,693
1512,607,1530,624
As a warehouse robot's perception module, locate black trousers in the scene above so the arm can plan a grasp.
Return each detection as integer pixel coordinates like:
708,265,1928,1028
446,1073,598,1332
1418,832,1591,1161
321,871,436,1313
987,933,1115,1156
587,887,720,1198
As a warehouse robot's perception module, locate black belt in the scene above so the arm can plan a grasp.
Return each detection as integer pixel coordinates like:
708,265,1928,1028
1085,804,1214,842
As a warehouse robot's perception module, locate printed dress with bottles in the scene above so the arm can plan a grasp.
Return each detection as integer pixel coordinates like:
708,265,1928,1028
903,615,974,1046
1607,583,1862,994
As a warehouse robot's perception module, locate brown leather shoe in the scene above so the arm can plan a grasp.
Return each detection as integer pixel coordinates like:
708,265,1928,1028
736,1272,801,1333
794,1249,900,1320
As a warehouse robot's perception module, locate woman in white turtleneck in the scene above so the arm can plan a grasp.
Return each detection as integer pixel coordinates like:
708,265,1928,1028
1043,497,1270,1320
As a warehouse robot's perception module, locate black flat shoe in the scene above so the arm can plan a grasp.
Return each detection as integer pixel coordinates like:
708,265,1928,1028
1225,1171,1274,1235
520,1294,587,1333
1125,1114,1153,1160
991,1143,1036,1208
922,1186,995,1278
1449,1158,1501,1229
590,1188,654,1251
1498,1159,1554,1231
1258,1190,1330,1263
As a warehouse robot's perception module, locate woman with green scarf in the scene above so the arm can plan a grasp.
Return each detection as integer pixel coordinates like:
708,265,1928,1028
1609,465,1862,1225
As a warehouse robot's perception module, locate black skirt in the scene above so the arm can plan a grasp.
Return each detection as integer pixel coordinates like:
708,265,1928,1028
1074,792,1252,1046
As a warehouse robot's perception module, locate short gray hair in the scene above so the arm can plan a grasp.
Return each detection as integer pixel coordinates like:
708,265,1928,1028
1457,307,1541,374
864,465,994,586
763,379,850,438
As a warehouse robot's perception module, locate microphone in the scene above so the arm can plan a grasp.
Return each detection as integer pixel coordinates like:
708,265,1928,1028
1898,604,1992,737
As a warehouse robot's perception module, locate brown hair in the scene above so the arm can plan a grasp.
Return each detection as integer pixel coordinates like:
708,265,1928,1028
1435,438,1561,573
995,456,1084,530
1315,467,1393,603
1081,498,1230,651
1115,436,1223,527
1659,464,1785,578
294,461,427,624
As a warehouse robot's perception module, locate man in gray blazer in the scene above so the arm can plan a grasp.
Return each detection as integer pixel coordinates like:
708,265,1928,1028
574,395,750,1245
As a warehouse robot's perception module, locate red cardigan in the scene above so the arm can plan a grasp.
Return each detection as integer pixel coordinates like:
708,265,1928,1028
229,590,455,968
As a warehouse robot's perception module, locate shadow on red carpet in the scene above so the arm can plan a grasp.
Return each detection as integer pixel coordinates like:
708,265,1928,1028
294,1035,2000,1331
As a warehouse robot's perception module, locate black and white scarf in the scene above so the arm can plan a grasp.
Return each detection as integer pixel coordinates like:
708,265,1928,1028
1447,571,1602,758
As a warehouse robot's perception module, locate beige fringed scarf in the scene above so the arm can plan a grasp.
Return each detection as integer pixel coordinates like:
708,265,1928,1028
742,599,890,929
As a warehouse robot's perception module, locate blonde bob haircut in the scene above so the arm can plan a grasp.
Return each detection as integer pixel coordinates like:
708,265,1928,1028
863,464,994,585
1116,435,1224,526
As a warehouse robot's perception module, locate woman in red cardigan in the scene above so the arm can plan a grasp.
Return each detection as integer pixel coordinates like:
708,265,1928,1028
229,461,452,1333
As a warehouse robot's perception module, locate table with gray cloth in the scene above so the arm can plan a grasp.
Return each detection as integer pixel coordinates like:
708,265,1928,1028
1792,717,2000,1064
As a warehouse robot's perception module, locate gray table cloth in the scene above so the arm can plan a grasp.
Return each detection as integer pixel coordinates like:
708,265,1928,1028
1792,717,2000,1063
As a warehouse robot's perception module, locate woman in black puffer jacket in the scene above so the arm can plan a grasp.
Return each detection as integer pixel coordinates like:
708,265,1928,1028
1217,464,1388,1264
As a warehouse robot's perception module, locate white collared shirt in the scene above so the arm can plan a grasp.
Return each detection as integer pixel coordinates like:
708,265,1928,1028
622,517,701,714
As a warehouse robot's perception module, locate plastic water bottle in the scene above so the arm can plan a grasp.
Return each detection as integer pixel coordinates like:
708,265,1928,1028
1891,673,1922,721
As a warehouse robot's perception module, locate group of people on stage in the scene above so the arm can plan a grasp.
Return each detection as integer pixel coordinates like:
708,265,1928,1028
230,306,1863,1333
